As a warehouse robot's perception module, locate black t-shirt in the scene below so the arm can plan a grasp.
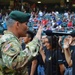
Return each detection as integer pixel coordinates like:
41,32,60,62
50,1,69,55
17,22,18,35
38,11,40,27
44,48,65,75
58,50,69,68
44,49,53,75
37,46,46,66
70,46,75,75
37,53,45,66
27,57,38,75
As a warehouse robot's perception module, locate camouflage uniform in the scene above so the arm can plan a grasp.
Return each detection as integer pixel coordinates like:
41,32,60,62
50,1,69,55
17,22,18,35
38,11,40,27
0,31,40,75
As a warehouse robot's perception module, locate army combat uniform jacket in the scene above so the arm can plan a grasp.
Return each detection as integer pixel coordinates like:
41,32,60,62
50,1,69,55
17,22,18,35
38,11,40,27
0,31,40,75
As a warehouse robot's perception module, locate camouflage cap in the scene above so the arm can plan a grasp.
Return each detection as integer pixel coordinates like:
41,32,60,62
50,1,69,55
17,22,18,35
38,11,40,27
9,10,31,23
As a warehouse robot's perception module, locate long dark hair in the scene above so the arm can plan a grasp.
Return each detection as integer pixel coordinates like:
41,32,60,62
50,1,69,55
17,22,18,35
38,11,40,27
47,36,59,50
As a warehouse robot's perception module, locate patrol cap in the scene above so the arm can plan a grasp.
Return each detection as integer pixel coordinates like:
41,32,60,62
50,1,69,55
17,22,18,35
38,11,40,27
9,10,31,23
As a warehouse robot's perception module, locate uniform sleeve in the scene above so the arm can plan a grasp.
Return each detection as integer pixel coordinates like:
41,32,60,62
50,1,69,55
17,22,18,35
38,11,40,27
1,38,40,69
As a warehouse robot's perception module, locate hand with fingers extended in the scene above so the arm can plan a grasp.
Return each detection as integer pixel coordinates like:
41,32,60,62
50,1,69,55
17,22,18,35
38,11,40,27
59,36,72,49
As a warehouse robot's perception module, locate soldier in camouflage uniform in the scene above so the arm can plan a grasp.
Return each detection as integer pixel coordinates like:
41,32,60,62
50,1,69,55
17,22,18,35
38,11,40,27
0,11,43,75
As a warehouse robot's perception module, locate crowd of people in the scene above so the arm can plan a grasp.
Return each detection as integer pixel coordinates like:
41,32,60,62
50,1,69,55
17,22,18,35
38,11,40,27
0,9,75,33
0,7,75,75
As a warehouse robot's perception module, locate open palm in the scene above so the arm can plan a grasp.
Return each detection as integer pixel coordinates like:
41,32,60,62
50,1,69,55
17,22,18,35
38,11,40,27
63,36,72,49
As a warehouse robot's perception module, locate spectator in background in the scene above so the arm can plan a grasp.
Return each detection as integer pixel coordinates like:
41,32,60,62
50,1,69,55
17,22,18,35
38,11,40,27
58,36,72,75
22,30,38,75
40,36,65,75
0,13,3,23
67,20,73,28
58,35,75,75
37,35,46,75
38,10,43,18
56,18,62,26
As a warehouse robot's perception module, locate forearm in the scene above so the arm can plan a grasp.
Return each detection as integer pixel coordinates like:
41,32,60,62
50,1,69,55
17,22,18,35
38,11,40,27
59,64,66,75
40,50,46,63
35,27,42,40
30,60,37,75
64,48,72,67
